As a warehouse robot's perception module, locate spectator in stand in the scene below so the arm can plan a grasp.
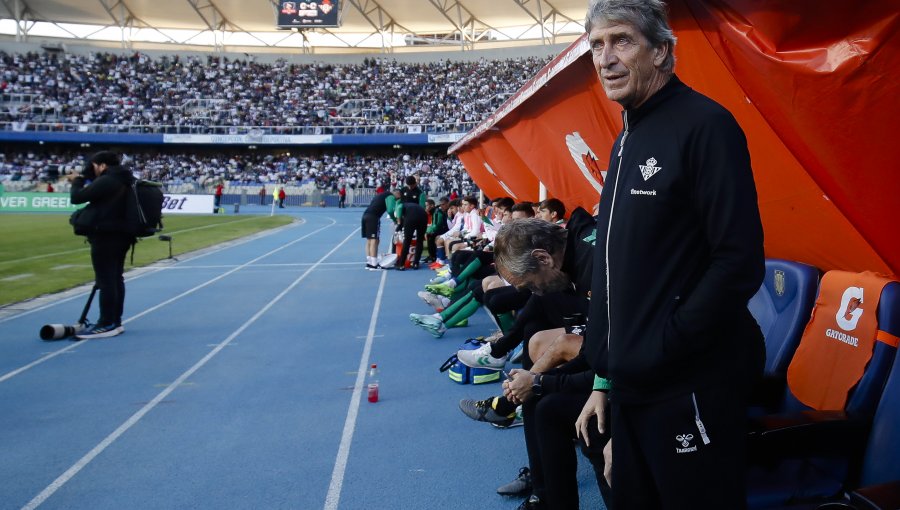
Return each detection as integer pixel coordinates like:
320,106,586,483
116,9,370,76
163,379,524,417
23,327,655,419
0,51,550,132
214,182,224,213
0,149,474,200
46,182,54,192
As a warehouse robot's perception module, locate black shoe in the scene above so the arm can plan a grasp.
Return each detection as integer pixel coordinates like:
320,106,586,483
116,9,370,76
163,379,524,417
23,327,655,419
497,467,531,496
410,262,420,270
516,495,545,510
458,398,515,425
395,265,406,271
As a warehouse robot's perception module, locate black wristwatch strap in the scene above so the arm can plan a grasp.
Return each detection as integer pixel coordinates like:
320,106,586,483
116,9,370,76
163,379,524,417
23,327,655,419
532,374,543,396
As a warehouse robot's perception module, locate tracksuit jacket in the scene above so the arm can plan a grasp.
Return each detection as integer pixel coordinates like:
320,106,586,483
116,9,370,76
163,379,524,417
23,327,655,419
584,75,766,404
70,165,134,235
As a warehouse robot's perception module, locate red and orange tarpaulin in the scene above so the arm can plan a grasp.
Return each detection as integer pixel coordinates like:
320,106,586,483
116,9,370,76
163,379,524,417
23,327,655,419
450,0,899,276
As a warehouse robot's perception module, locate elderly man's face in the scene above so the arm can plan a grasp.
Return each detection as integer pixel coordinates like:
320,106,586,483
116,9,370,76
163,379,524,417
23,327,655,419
589,20,667,109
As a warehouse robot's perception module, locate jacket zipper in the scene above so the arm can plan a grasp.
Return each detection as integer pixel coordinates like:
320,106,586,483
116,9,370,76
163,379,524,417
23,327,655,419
605,111,629,350
692,392,712,445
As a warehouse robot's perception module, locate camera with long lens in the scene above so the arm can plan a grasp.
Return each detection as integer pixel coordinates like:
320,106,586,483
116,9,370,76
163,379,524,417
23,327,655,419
39,285,97,341
81,161,96,180
39,322,89,340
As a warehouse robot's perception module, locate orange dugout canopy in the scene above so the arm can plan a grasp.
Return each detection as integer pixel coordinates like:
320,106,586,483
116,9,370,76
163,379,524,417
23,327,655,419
450,0,899,277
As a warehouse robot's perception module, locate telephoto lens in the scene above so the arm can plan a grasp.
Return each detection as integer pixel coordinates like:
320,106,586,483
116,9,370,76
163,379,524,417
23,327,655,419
39,323,86,340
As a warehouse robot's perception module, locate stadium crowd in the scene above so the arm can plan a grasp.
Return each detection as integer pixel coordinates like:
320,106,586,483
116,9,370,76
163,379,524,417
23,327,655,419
0,148,475,196
0,51,549,130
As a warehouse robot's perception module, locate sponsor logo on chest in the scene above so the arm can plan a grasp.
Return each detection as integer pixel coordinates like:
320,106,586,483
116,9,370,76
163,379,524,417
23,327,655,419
631,157,662,197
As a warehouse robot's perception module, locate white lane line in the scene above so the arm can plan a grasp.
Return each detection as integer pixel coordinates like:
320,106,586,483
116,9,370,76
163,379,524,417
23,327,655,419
163,262,363,269
20,228,360,510
324,269,387,510
0,219,334,385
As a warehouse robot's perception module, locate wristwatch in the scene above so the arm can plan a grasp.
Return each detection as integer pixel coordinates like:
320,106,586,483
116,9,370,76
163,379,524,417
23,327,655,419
531,374,543,397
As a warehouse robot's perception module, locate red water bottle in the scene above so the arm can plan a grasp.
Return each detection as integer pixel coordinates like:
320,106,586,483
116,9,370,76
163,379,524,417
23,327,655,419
367,363,379,403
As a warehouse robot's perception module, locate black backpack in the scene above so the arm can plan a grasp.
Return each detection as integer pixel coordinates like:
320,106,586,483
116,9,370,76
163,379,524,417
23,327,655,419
125,180,164,237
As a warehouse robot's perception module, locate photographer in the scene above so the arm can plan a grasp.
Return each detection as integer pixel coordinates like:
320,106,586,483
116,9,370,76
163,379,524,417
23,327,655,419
68,151,135,339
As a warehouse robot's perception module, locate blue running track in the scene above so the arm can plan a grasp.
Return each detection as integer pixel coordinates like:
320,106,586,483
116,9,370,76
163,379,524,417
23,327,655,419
0,207,604,510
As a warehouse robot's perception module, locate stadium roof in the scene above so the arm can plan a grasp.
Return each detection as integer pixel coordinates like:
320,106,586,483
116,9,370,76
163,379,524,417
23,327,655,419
0,0,588,51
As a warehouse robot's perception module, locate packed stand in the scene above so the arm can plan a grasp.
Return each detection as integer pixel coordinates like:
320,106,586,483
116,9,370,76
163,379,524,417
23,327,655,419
0,51,549,131
0,148,476,197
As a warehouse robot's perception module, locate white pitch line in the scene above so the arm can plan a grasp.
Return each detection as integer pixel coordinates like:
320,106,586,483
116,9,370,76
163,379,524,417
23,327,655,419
20,228,360,510
0,247,89,266
0,219,335,384
324,269,387,510
158,216,261,236
1,274,33,282
0,217,307,325
0,217,264,267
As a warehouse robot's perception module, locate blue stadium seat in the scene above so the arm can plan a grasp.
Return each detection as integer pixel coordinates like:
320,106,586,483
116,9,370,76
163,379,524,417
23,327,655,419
837,323,900,509
748,259,820,377
746,280,900,509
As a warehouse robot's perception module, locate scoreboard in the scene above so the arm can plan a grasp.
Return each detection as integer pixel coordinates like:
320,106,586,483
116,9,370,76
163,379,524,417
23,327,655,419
277,1,341,29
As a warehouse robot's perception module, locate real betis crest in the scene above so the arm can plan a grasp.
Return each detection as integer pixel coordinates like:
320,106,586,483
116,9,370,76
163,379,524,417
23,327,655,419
639,157,661,181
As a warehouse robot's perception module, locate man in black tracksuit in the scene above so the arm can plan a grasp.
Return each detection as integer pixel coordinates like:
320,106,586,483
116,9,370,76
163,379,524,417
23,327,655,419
393,201,428,270
69,151,136,339
400,175,426,206
577,2,765,509
488,210,609,509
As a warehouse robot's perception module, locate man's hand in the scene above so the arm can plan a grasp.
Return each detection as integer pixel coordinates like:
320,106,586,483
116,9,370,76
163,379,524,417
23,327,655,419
503,369,536,404
575,390,608,447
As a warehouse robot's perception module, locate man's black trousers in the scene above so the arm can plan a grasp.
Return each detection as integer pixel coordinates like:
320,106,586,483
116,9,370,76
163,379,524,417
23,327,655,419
610,384,748,509
525,391,611,510
89,233,132,327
